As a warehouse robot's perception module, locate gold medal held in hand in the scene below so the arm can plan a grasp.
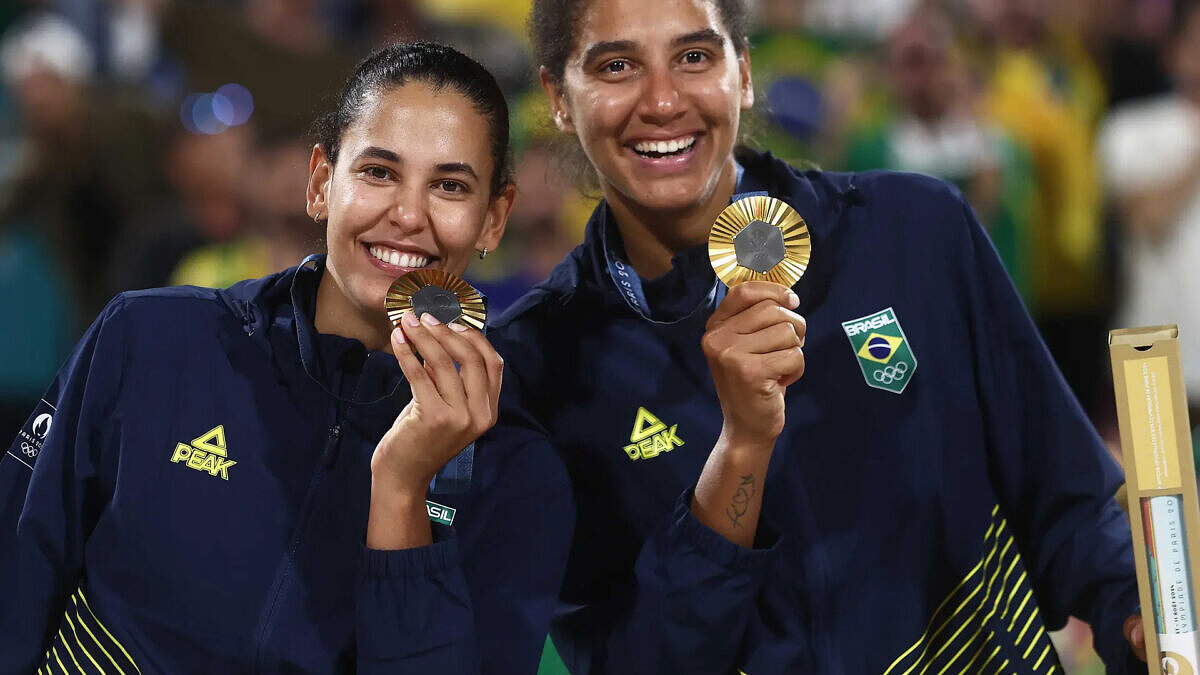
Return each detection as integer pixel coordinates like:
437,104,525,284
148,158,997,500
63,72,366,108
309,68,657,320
385,269,487,330
708,196,811,288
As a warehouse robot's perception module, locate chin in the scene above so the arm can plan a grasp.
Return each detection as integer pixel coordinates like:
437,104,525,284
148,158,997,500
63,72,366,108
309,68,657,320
632,180,710,213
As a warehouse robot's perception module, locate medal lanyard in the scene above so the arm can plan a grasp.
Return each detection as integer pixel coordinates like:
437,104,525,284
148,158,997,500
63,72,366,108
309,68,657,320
603,164,768,321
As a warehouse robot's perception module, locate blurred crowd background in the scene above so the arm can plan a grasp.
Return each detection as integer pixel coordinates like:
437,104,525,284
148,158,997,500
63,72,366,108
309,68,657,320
2,0,1199,670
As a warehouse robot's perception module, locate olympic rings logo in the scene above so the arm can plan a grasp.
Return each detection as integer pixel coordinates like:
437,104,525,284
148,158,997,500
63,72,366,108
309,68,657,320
19,441,38,458
873,361,910,385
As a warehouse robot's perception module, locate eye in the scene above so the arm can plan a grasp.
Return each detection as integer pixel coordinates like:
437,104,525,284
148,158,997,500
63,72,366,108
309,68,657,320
362,166,391,181
437,180,468,194
603,59,629,75
683,50,706,64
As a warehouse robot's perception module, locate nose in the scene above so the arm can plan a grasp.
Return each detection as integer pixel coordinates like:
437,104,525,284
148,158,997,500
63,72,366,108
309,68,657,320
390,184,428,232
636,65,686,125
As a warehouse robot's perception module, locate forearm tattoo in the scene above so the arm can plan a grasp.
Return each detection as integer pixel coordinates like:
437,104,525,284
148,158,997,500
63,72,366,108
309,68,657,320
726,473,756,529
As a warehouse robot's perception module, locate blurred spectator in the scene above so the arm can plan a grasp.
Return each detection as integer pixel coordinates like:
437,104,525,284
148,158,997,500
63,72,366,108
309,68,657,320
169,128,318,288
1099,0,1200,419
0,11,162,327
1084,0,1173,106
845,7,1036,300
969,0,1113,413
113,123,251,291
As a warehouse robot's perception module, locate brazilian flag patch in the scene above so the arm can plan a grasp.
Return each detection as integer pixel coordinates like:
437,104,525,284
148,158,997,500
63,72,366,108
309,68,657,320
841,307,917,394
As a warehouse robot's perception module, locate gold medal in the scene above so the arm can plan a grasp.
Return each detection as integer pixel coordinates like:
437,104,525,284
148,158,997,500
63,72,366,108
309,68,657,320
385,269,487,330
708,196,811,288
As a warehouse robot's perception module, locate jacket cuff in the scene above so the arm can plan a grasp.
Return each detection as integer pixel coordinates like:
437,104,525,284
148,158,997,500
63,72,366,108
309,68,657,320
669,488,781,574
1095,593,1147,675
362,534,460,579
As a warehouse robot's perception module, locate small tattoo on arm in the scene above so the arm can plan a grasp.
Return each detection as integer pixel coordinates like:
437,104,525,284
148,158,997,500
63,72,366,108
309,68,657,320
725,474,756,529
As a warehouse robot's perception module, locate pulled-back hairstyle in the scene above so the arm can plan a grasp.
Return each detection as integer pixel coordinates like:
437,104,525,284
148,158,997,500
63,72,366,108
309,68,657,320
311,41,513,195
529,0,750,85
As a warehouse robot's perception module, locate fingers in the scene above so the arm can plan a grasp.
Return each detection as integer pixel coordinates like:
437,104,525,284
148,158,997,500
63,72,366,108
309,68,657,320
769,347,806,387
395,312,503,433
399,312,468,411
730,298,806,340
391,328,440,404
454,326,505,414
436,326,494,430
707,281,799,329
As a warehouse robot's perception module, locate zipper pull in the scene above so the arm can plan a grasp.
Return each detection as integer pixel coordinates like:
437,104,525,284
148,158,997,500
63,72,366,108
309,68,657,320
320,424,342,468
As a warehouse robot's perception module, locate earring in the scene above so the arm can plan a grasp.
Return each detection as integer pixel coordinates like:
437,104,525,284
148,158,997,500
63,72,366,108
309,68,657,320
313,209,323,223
477,248,489,260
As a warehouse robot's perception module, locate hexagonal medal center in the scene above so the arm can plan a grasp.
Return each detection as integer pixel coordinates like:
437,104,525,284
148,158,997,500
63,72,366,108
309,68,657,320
734,220,786,273
412,285,463,325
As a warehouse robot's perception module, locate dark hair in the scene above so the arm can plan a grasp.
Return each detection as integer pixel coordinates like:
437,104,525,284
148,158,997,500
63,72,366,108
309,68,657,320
530,0,750,85
311,41,513,194
1173,0,1200,40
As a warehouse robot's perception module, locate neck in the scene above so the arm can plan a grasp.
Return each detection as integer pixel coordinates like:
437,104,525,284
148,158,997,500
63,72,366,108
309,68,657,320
314,270,393,353
606,158,740,279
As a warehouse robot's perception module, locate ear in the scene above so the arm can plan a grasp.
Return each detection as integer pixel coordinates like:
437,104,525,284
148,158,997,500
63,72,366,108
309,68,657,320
737,51,755,110
475,183,517,254
306,144,333,220
540,66,576,134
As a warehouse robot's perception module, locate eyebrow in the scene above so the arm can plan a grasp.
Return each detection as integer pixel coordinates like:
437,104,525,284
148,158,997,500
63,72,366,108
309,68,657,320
436,162,479,181
352,148,478,181
580,39,637,66
673,28,726,49
580,29,727,66
353,146,401,163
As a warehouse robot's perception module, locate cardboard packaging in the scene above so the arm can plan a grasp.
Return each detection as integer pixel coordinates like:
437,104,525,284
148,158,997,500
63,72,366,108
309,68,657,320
1110,326,1200,673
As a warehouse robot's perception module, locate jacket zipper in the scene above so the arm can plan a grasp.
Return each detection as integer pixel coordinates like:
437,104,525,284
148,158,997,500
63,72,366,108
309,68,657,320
252,418,345,670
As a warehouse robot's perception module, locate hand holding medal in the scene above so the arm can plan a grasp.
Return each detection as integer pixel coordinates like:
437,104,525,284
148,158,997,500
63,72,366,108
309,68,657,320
693,195,813,547
702,194,812,444
370,269,499,507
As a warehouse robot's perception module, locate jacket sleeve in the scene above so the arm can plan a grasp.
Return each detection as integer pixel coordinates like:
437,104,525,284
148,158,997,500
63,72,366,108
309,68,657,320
354,421,574,674
956,196,1143,672
550,486,780,675
0,299,126,673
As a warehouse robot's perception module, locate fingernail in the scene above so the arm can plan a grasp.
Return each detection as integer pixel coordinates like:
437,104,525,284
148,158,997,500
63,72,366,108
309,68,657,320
449,323,468,333
402,311,420,327
786,290,800,308
392,327,405,344
421,312,441,326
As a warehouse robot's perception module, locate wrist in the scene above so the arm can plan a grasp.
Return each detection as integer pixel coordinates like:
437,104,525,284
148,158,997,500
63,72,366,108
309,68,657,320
370,468,430,503
717,423,777,459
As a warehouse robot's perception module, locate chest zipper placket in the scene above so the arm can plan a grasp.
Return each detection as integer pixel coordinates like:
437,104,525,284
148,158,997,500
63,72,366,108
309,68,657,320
251,409,347,670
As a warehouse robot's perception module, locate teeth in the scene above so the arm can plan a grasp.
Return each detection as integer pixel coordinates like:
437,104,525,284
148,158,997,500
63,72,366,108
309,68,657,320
633,135,695,155
369,245,430,268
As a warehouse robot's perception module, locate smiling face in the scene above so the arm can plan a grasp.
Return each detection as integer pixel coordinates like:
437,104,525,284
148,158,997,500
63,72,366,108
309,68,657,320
307,81,513,330
544,0,753,216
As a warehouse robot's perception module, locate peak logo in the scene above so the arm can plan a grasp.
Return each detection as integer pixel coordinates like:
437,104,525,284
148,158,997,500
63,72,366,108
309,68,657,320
623,407,685,461
170,425,237,480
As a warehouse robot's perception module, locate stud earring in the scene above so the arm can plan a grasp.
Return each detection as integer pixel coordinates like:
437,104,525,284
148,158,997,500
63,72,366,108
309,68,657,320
477,248,489,260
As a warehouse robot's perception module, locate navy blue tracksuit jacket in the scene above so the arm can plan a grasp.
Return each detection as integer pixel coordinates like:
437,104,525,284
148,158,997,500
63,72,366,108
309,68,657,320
490,150,1143,674
0,258,573,673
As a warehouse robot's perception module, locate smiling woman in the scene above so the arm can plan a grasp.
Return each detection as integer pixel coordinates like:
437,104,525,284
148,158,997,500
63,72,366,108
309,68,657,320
0,42,572,674
489,0,1148,673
